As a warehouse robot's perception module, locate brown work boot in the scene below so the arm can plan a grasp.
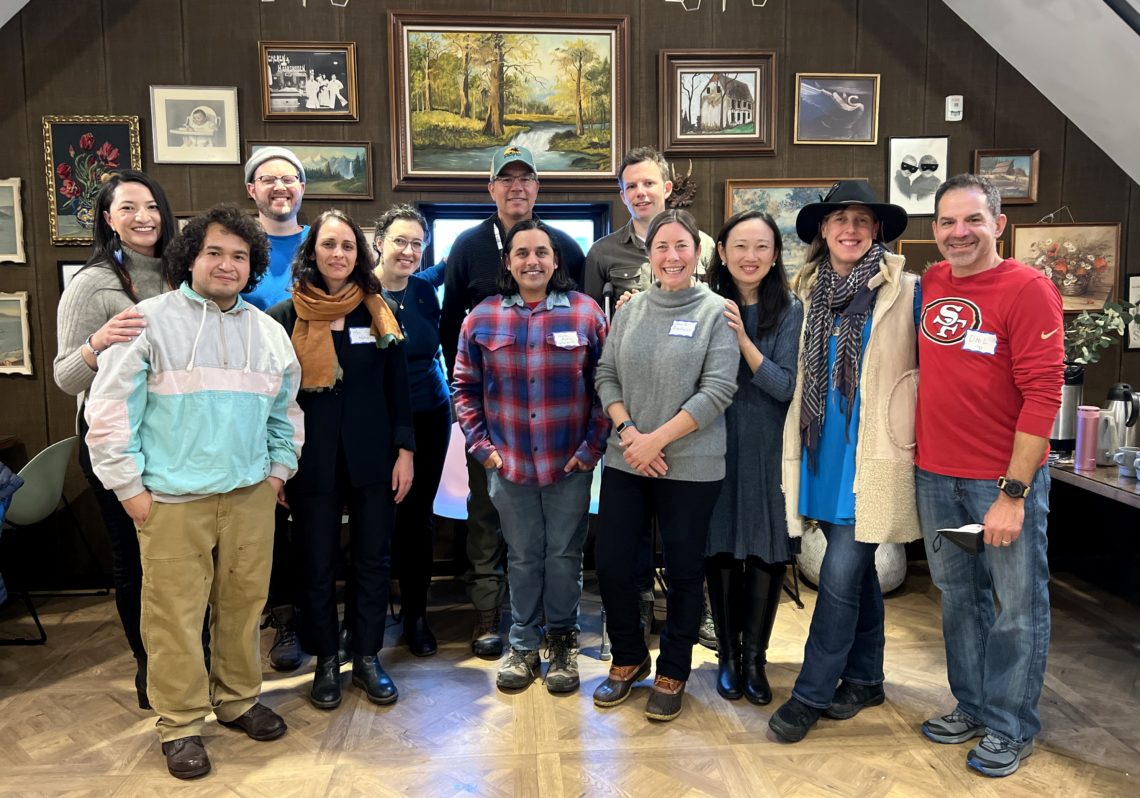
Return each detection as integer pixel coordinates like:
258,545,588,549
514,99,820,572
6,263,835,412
161,735,211,779
592,655,652,707
217,702,287,741
471,608,503,657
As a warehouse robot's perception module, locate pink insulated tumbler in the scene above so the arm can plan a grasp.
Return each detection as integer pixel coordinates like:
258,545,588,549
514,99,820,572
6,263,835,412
1075,405,1100,471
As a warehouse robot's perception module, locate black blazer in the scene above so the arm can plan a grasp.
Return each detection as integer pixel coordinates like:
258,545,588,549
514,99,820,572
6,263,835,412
269,298,415,494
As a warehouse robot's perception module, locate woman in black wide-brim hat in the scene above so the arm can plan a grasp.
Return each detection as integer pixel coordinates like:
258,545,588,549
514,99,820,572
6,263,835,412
769,181,922,742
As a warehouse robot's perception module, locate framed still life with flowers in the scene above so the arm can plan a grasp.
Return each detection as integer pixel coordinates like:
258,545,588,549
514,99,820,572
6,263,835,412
42,115,142,245
1012,222,1121,313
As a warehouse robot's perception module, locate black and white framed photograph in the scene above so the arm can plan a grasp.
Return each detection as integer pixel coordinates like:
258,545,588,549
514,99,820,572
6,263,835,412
1127,275,1140,351
0,291,32,375
0,177,26,263
888,136,949,216
149,86,240,164
258,41,358,121
58,260,84,293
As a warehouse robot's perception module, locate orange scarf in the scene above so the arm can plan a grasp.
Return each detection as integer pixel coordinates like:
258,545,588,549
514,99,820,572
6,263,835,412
290,281,403,390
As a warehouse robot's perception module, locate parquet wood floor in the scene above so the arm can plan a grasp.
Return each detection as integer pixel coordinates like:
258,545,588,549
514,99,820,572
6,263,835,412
1,566,1137,796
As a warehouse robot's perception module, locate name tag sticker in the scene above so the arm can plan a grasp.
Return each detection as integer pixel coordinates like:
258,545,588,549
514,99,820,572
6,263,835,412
962,329,997,355
553,331,579,348
669,319,697,338
349,327,377,345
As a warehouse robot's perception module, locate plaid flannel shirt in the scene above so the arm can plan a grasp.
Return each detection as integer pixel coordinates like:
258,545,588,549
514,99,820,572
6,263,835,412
453,291,610,487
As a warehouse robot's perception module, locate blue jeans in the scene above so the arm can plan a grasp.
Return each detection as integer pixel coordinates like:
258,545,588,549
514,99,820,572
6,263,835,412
916,467,1051,746
793,522,884,708
487,469,592,651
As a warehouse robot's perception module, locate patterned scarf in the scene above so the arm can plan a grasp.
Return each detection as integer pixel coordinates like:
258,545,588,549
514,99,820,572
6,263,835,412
291,281,403,391
799,241,885,467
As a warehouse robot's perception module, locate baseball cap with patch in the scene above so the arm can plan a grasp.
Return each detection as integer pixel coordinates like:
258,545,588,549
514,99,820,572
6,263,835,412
490,145,537,179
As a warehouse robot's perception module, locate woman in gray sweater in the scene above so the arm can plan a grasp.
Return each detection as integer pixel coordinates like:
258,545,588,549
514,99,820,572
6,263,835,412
593,209,738,722
53,170,176,709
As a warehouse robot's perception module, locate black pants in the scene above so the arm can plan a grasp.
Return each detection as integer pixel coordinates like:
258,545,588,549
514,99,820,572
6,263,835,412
595,467,723,681
391,402,451,619
289,454,395,658
78,412,146,662
266,503,298,609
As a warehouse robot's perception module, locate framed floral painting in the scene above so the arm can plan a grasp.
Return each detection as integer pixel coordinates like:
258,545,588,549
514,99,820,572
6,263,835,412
42,115,142,245
1012,222,1121,313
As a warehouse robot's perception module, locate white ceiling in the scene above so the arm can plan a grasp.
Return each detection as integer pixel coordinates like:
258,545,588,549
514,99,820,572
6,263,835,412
0,0,28,31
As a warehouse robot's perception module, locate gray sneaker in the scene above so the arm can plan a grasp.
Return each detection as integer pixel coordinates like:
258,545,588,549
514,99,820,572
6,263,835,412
544,631,580,694
922,710,986,744
496,648,539,691
967,734,1034,777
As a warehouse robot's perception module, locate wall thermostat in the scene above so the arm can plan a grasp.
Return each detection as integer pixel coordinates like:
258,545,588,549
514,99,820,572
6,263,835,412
945,95,964,122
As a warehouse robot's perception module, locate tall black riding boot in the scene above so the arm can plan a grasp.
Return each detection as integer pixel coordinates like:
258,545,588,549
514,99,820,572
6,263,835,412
705,557,743,700
742,559,785,705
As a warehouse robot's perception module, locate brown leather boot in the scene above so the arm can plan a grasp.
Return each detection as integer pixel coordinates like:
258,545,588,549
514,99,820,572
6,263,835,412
592,655,652,707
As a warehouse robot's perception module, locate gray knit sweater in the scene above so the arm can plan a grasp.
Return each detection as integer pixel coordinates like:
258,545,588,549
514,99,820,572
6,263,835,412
53,249,166,396
595,282,738,481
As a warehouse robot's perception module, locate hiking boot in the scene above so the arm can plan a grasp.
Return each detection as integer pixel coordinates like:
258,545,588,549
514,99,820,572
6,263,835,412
268,605,303,672
769,697,823,743
544,631,580,694
922,710,986,744
496,648,539,691
824,680,885,720
471,608,503,658
645,675,686,721
967,734,1034,777
697,599,718,651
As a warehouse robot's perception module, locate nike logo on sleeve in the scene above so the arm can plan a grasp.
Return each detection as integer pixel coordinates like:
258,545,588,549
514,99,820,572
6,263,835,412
1040,328,1058,340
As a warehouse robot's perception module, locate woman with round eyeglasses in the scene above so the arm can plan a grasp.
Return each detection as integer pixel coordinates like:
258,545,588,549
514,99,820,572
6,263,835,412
54,169,178,710
370,204,451,657
593,209,738,722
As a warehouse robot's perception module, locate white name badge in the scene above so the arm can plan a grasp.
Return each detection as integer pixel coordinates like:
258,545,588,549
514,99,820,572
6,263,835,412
553,331,579,348
669,319,697,338
962,329,997,355
349,327,377,345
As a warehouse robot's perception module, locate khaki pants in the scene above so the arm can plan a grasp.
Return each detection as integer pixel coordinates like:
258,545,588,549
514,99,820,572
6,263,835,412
137,481,276,742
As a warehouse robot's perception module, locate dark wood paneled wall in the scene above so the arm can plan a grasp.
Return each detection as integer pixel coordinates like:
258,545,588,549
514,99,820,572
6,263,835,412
0,0,1136,584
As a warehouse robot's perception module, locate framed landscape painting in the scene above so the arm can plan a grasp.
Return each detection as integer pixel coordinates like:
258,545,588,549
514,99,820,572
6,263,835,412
42,115,142,245
793,73,879,145
973,148,1039,205
0,178,26,263
0,291,32,375
1012,222,1121,313
388,11,630,191
259,41,358,121
150,85,241,164
725,178,869,276
658,50,776,157
248,140,373,200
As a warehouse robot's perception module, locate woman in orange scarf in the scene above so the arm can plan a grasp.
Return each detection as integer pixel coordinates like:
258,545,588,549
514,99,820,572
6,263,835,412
268,209,414,711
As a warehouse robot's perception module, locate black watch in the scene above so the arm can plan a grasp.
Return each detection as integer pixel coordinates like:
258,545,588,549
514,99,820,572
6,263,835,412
996,476,1030,499
615,420,637,436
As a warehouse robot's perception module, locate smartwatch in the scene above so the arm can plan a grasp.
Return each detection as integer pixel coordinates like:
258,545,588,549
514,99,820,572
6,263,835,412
996,476,1030,499
615,420,637,436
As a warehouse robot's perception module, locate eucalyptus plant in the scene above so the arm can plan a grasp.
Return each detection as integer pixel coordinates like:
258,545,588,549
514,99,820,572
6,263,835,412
1064,299,1137,365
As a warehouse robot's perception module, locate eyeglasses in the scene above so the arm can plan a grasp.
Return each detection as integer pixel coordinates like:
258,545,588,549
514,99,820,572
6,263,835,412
387,236,424,253
254,175,302,187
493,174,538,187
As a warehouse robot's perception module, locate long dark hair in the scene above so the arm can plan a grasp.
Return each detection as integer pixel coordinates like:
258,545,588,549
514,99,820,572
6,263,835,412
496,219,576,296
707,211,791,334
292,209,380,294
83,169,178,301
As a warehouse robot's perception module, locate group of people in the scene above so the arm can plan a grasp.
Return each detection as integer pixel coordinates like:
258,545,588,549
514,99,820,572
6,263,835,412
54,139,1062,781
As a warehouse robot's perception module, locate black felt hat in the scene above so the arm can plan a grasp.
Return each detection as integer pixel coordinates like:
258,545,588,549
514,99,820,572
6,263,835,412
795,180,909,244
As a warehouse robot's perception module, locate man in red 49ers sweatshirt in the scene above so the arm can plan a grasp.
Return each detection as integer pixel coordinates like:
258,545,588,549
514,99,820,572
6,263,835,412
914,174,1063,778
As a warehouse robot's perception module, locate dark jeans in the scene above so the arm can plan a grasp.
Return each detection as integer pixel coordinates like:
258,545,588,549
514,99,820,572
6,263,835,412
391,403,451,618
792,522,883,709
78,412,146,662
595,467,722,682
464,451,506,612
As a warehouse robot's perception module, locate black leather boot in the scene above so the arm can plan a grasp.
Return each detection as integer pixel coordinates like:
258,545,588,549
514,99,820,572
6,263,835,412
742,559,785,705
352,655,398,705
310,655,342,709
705,558,743,700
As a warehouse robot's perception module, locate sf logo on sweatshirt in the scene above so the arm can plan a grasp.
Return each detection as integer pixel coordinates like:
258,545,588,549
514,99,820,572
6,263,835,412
921,298,982,345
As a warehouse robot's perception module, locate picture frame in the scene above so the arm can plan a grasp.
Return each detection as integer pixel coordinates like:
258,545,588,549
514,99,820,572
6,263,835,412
58,260,85,293
897,239,1004,273
258,41,359,121
725,178,869,276
388,11,630,191
42,115,142,245
0,291,33,375
175,212,199,232
657,49,776,157
888,135,949,216
0,177,26,263
247,140,373,200
793,73,879,145
1128,275,1140,351
149,85,241,164
972,148,1040,205
1012,222,1121,313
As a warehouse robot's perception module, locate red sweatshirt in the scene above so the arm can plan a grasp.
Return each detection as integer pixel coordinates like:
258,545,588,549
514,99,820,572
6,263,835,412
916,259,1063,479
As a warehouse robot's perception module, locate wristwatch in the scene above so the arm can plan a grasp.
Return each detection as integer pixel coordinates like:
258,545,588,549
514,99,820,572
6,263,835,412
84,334,103,358
996,476,1030,499
615,420,637,436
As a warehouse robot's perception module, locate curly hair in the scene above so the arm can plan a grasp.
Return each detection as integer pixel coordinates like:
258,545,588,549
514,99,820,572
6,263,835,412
370,203,430,257
496,218,576,296
164,204,270,293
291,209,380,294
